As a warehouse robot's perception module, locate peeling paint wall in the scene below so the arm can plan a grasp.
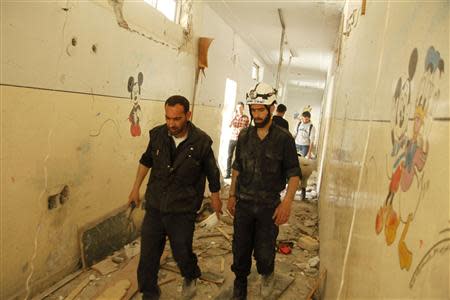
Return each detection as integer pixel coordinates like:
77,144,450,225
0,1,268,298
319,1,449,298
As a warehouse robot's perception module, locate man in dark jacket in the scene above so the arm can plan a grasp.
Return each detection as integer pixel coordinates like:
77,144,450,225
272,103,289,130
227,82,301,299
128,95,222,300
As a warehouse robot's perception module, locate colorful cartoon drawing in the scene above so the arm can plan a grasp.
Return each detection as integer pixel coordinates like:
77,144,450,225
375,47,445,271
127,72,143,137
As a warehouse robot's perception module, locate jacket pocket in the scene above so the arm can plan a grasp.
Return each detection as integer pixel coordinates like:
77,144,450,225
264,150,283,179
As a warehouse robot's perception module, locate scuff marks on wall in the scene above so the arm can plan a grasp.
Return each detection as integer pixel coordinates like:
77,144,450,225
127,72,143,137
24,129,53,299
108,0,129,30
375,46,445,272
89,118,121,138
179,0,194,50
409,226,450,288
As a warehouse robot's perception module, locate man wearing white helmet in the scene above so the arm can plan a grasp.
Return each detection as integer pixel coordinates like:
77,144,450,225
227,82,301,299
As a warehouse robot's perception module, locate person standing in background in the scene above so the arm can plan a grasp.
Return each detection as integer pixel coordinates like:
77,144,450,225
272,103,289,130
294,111,316,158
225,102,249,179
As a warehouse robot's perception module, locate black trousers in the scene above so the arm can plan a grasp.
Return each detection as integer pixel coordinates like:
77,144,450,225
138,207,201,298
231,201,279,282
226,139,238,177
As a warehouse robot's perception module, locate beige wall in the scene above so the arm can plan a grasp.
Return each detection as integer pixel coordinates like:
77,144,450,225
285,85,324,139
0,1,268,298
319,1,449,299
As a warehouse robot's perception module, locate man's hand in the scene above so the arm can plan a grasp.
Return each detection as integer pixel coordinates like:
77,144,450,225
227,196,237,216
210,192,223,218
128,188,141,208
273,200,292,225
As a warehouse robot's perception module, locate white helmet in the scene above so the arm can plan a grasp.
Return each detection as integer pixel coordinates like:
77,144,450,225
246,82,277,106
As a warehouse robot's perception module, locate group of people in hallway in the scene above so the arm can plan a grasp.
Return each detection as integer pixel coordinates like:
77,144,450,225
226,95,317,177
127,81,315,300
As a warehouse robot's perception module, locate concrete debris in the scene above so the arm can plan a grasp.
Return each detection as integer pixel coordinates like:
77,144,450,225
124,240,140,259
308,256,320,268
304,219,317,227
112,256,125,264
298,235,319,251
40,174,320,300
298,223,315,236
91,258,118,275
305,268,319,277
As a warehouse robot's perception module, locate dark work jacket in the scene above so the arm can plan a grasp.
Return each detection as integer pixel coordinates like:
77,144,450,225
272,115,289,131
232,122,301,205
139,122,221,213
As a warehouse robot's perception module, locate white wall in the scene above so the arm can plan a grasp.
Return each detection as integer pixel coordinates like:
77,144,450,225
285,85,324,140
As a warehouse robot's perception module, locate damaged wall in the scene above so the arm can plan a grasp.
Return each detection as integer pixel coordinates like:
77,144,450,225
0,1,268,298
319,1,449,299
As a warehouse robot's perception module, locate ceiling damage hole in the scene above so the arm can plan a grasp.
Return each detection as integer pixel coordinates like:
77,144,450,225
71,37,77,46
91,44,98,54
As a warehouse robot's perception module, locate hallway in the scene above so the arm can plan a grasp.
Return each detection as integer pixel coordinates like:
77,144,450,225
1,0,449,299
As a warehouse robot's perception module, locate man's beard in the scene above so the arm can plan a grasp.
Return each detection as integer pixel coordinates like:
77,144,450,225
168,123,187,136
254,114,271,128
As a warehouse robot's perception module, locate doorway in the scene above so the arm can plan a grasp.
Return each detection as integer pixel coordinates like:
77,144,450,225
218,78,237,177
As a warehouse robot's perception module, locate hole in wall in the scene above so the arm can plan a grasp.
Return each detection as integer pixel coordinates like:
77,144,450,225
91,44,98,54
48,195,58,210
60,185,70,205
71,37,77,46
47,185,70,209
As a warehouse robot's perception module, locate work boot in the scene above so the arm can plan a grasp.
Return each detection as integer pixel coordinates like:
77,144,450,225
181,278,197,299
142,286,161,300
232,277,247,300
260,273,275,298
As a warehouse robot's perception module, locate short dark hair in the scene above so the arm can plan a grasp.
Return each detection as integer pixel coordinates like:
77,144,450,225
276,104,287,113
302,111,311,118
237,101,244,107
165,95,190,113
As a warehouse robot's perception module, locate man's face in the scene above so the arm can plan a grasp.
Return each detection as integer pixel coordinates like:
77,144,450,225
302,115,310,123
165,104,191,136
250,104,271,128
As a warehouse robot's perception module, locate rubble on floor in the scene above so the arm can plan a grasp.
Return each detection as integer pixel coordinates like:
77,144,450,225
38,173,321,300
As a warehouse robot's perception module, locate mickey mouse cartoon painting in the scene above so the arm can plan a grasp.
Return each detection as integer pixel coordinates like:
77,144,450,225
127,72,143,137
376,47,444,271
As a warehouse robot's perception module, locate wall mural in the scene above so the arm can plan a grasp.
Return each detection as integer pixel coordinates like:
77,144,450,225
375,47,445,271
127,72,143,137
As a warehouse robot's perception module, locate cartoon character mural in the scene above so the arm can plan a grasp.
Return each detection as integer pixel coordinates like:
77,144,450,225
127,72,143,137
375,47,445,271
